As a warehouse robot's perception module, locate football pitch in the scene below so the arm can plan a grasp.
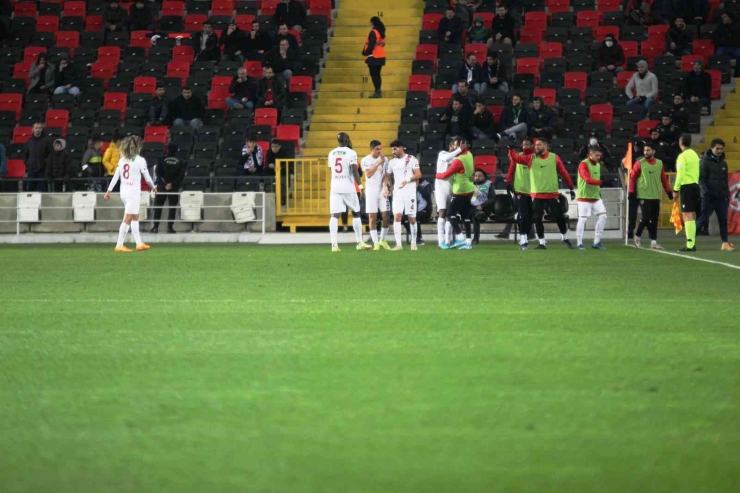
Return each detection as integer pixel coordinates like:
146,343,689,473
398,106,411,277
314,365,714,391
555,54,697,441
1,240,739,493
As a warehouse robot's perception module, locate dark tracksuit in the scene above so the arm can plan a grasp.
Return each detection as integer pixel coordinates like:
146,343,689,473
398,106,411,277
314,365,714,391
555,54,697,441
471,179,496,242
25,133,53,192
152,156,186,230
697,150,731,242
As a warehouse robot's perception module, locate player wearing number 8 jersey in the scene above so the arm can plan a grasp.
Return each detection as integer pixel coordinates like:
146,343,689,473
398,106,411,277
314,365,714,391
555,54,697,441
387,140,421,250
328,132,372,252
104,136,157,252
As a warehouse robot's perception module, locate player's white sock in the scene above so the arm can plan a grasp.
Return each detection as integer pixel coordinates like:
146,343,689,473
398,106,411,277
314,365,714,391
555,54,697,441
445,221,453,243
595,214,607,244
466,237,472,246
393,221,402,246
329,216,338,246
352,217,363,244
651,239,658,247
380,227,388,241
520,234,528,245
539,237,546,245
577,217,587,245
560,232,568,241
437,217,445,244
410,222,417,246
130,221,143,246
370,229,378,245
116,222,129,248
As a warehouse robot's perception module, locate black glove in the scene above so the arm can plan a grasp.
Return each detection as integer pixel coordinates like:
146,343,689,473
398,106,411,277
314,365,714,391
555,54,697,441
506,184,514,195
667,191,674,200
629,192,637,202
507,141,516,150
569,190,576,201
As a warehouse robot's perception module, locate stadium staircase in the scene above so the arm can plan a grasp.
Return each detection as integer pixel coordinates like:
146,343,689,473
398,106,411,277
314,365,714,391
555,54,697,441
702,84,740,174
279,0,422,231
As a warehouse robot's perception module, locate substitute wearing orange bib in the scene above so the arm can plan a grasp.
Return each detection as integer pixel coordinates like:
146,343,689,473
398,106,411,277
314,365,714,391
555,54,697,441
362,16,387,99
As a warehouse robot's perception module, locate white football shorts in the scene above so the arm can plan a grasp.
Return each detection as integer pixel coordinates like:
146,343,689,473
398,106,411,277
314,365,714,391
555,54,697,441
392,190,417,217
330,192,361,214
365,189,389,214
577,199,607,217
434,179,452,212
121,193,141,215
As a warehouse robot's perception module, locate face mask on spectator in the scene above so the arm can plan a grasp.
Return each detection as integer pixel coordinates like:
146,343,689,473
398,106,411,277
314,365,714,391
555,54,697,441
605,40,614,47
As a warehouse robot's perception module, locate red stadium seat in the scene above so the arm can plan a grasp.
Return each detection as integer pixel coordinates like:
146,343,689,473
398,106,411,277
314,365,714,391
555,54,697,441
692,40,715,59
13,2,37,17
637,120,660,138
564,71,588,98
5,160,26,179
144,125,169,144
516,57,540,83
0,94,23,120
524,11,547,32
707,69,722,99
90,62,117,88
595,26,619,42
309,0,331,8
589,104,614,133
254,108,278,130
547,0,570,14
415,44,438,68
408,74,432,94
85,15,103,32
244,61,263,78
185,14,208,32
63,1,87,19
45,110,69,133
289,76,314,104
24,47,47,63
173,45,195,64
647,24,669,41
534,88,556,106
276,125,300,153
13,62,32,85
166,62,190,83
211,0,235,16
261,0,280,15
310,6,332,25
520,28,544,44
235,14,255,31
133,76,157,95
576,10,601,30
464,43,487,62
130,30,152,49
597,0,621,13
422,13,442,31
431,90,452,108
37,16,61,33
617,71,635,89
161,1,185,16
211,75,232,92
104,93,127,119
487,105,503,124
55,31,80,55
621,41,638,60
474,155,498,175
477,12,495,25
681,54,706,72
13,127,35,145
640,44,661,66
98,47,121,65
207,92,228,110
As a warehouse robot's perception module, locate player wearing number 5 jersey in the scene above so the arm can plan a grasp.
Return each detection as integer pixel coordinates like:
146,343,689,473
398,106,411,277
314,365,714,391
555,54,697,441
104,136,157,252
328,132,372,252
387,140,421,251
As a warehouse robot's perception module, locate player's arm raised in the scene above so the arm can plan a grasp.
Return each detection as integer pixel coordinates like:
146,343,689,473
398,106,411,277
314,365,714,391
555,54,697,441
364,155,384,179
104,166,121,200
508,148,534,168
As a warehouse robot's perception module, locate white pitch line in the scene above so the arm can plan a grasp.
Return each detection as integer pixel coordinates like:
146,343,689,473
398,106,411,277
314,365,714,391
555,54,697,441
647,249,740,271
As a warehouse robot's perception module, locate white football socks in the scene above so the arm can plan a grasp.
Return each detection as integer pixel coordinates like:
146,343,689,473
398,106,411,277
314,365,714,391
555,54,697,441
329,216,338,246
393,221,402,246
520,234,528,245
595,214,607,244
370,229,378,245
352,217,363,244
130,221,142,246
410,222,417,246
380,227,388,241
437,217,445,244
116,222,129,248
445,221,453,243
577,217,587,245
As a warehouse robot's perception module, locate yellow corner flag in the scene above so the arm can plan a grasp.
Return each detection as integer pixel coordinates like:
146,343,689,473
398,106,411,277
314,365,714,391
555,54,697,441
671,201,683,234
622,142,633,174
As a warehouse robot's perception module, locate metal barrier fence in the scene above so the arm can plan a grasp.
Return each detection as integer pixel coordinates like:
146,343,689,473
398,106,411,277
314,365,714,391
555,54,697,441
275,158,327,215
0,192,267,236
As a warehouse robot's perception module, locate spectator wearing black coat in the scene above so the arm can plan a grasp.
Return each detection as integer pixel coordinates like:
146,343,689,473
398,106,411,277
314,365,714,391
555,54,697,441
438,7,464,44
697,139,733,249
596,34,625,74
226,67,256,110
25,122,53,192
192,22,220,62
655,114,680,146
170,87,205,130
53,57,81,97
454,53,485,94
441,96,473,142
498,93,529,140
46,138,73,192
527,97,557,138
671,93,690,131
151,143,186,234
128,0,155,32
684,60,712,110
714,12,740,76
471,101,495,140
450,80,477,111
103,0,127,41
219,21,247,62
626,0,663,26
480,52,509,94
246,21,273,60
489,4,516,49
148,84,169,124
266,38,296,83
265,139,289,176
666,17,693,57
257,66,285,111
274,23,300,51
273,0,307,31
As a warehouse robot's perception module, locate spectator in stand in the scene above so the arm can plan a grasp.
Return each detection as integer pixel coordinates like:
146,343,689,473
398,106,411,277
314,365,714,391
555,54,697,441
226,67,255,110
53,56,81,96
274,0,306,31
257,66,285,112
714,11,740,76
471,169,496,244
454,53,484,94
471,101,495,140
626,60,658,117
265,139,288,176
596,34,625,74
438,7,464,44
467,0,483,10
452,0,472,29
626,0,663,26
103,129,121,177
642,127,676,171
151,143,186,234
467,16,491,44
246,21,273,60
81,135,105,191
219,20,247,63
527,97,557,138
684,59,712,112
103,0,127,41
440,96,472,142
363,17,386,99
24,122,53,192
148,83,169,125
28,53,55,95
578,133,614,169
671,93,689,131
666,17,693,57
46,138,73,192
170,86,205,130
656,114,680,146
274,23,299,52
267,39,296,84
497,93,528,141
128,0,155,32
237,136,264,175
193,22,220,62
480,52,509,94
0,142,6,179
489,4,516,49
697,139,734,250
452,80,478,109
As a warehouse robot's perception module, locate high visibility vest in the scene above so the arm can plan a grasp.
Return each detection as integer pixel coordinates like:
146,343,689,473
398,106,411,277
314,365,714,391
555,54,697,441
364,29,386,60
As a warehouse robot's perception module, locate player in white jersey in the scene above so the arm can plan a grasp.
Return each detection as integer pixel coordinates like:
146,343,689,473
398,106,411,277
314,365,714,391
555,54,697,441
328,132,372,252
104,136,157,252
435,137,462,247
360,140,391,250
387,140,421,250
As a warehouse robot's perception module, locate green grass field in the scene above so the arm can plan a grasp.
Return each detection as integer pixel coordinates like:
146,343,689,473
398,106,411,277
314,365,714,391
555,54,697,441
1,240,739,493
